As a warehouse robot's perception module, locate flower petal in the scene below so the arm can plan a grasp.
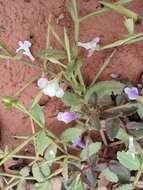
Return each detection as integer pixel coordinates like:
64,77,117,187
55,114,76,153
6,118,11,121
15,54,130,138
78,37,100,50
24,40,31,47
42,79,59,97
78,42,91,50
43,87,56,97
37,78,49,89
124,87,131,94
124,87,139,100
131,87,139,94
56,88,64,98
16,40,35,61
57,112,78,124
23,51,35,61
72,137,85,149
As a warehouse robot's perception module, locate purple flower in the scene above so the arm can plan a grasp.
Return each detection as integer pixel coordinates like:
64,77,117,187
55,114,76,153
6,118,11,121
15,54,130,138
72,137,85,149
57,112,78,124
124,87,139,100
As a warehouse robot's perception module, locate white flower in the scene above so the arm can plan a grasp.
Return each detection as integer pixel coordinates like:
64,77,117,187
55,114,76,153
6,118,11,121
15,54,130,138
37,78,64,98
16,40,35,61
78,37,100,57
37,78,49,89
128,136,136,159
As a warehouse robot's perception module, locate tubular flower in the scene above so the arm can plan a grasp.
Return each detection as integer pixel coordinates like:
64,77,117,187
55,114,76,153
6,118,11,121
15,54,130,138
72,137,85,149
124,87,139,100
57,112,78,124
78,37,100,57
16,40,35,61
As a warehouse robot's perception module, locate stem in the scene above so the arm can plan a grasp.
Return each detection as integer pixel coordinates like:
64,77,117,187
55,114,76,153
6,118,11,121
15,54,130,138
79,0,134,22
14,74,40,97
7,177,15,185
0,173,35,180
100,129,108,146
134,170,142,186
12,154,36,160
0,131,40,166
30,119,38,158
90,49,116,86
77,69,86,93
109,134,143,147
72,0,79,56
40,155,66,167
104,103,139,113
5,180,20,190
43,15,52,73
50,23,65,49
74,20,79,56
0,53,42,69
19,60,42,69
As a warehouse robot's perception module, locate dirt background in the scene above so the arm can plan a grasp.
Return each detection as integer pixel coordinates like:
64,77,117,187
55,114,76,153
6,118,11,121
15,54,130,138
0,0,143,148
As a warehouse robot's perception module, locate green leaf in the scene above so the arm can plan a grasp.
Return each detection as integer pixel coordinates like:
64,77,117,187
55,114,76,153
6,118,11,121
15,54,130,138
35,177,62,190
62,158,68,181
66,57,82,78
126,122,143,136
66,175,83,190
103,104,137,119
62,92,81,106
68,0,78,22
109,162,130,183
137,104,143,118
80,142,101,161
88,92,97,106
102,168,119,182
1,96,18,108
36,48,67,60
30,104,45,127
117,151,140,170
99,1,139,21
64,27,71,63
32,163,45,182
41,164,51,177
19,167,30,177
100,33,143,50
89,114,100,130
66,61,76,78
79,0,135,22
44,144,57,163
115,95,123,106
46,57,64,66
127,122,143,130
61,128,83,142
115,184,133,190
82,167,97,187
85,80,125,100
36,131,52,156
106,119,120,140
116,128,129,141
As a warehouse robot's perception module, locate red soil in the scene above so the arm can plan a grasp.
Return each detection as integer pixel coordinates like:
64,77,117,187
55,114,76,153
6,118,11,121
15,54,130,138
0,0,143,148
